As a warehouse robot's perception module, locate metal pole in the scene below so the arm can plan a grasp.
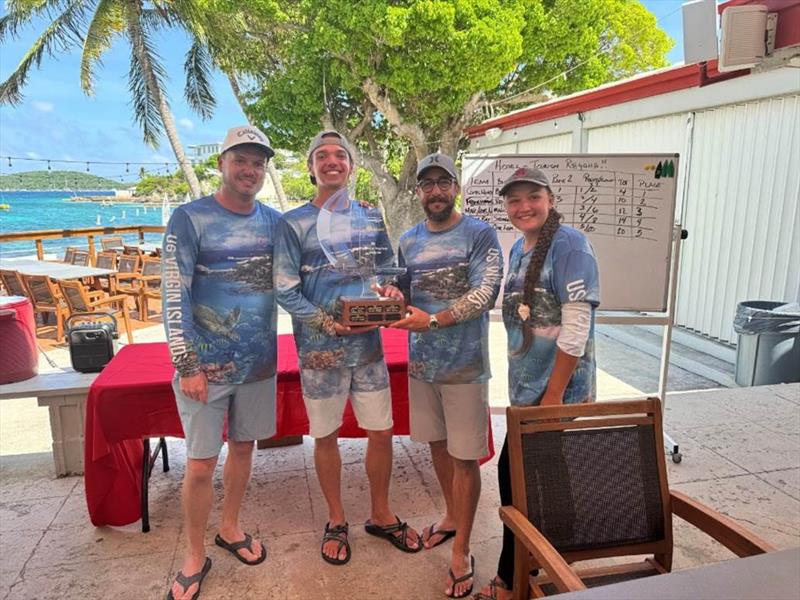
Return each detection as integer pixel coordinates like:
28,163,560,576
660,224,687,463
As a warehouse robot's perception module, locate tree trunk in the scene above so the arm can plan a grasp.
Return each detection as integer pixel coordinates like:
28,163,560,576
159,100,202,199
127,13,202,198
266,161,288,212
380,184,423,247
225,72,288,211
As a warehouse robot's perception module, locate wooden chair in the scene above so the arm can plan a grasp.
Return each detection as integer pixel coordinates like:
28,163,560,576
58,279,133,344
100,236,123,251
70,250,91,266
94,251,118,293
501,398,775,599
22,275,70,341
114,254,142,314
137,256,162,320
0,269,28,297
63,247,77,264
123,244,143,258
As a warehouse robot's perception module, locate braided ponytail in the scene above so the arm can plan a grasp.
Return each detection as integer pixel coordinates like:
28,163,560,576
512,207,562,357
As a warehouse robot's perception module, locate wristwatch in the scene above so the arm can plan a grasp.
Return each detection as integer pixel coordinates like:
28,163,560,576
428,314,440,330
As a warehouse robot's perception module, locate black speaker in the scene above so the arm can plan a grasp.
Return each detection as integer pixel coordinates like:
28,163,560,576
66,313,118,373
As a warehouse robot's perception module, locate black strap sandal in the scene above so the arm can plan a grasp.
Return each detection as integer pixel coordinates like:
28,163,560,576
446,555,475,599
473,575,510,599
364,516,422,553
423,522,457,549
214,532,267,566
321,522,351,565
166,557,212,600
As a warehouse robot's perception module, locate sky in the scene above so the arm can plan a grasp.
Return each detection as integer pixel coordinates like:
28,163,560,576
0,1,689,184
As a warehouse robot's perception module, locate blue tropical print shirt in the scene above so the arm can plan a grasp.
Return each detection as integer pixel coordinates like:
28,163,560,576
273,202,394,369
502,226,600,406
162,195,281,384
396,215,503,384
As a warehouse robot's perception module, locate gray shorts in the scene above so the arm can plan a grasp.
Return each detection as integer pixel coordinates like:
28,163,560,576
173,375,277,459
409,378,489,460
300,359,393,438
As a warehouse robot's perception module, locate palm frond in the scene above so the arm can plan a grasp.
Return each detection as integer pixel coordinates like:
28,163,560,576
0,0,69,41
184,40,216,120
81,0,124,96
0,1,92,105
126,15,170,147
139,7,174,31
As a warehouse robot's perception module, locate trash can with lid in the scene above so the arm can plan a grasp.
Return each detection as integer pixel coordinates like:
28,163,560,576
733,300,800,386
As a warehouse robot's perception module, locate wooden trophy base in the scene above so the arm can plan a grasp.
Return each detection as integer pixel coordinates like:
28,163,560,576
340,296,405,326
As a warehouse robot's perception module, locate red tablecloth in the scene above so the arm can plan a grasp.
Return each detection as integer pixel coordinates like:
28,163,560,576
84,329,494,526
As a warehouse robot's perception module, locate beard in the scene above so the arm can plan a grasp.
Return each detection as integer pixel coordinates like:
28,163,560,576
424,198,454,222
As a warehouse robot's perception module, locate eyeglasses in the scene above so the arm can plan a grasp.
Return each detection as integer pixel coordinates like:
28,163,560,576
417,177,456,193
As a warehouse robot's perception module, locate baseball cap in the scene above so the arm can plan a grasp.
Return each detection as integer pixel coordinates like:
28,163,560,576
416,153,459,183
307,130,354,163
220,125,274,158
499,167,550,196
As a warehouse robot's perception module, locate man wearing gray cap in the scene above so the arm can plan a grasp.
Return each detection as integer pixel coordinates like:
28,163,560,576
164,125,280,599
274,130,421,566
382,152,503,598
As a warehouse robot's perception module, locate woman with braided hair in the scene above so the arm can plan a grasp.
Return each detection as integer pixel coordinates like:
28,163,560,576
474,168,600,600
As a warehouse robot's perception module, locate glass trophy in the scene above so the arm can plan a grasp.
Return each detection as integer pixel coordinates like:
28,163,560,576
317,187,406,326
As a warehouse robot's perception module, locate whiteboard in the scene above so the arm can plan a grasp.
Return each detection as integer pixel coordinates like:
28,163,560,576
462,154,679,312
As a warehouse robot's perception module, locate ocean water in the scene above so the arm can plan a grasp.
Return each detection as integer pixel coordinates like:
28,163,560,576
0,191,169,257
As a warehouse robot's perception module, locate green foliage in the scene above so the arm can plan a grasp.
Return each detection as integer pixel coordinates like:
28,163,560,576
280,170,315,202
0,170,127,191
133,162,219,197
234,0,672,237
355,169,381,206
242,0,670,151
508,0,672,98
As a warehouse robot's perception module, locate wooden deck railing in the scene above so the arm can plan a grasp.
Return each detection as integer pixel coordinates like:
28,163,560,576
0,225,165,261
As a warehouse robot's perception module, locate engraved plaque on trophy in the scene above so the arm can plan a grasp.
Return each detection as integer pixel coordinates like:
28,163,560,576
339,296,405,326
317,188,405,326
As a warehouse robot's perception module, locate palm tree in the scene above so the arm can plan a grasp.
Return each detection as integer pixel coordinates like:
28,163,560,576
176,8,290,211
0,0,209,197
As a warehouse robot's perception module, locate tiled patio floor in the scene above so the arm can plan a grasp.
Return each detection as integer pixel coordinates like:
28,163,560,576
1,384,798,599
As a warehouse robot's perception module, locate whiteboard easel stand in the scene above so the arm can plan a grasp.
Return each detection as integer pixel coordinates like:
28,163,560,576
597,224,686,463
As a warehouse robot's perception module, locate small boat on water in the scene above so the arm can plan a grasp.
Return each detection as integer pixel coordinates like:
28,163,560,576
0,203,10,211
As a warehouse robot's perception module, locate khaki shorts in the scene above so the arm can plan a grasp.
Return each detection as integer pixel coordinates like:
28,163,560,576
300,359,393,439
173,375,277,459
409,378,489,460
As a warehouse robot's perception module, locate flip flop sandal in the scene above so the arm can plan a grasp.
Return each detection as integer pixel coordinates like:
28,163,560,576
473,576,510,599
214,533,267,566
423,522,457,549
321,522,351,566
446,555,475,599
364,516,422,553
166,557,212,600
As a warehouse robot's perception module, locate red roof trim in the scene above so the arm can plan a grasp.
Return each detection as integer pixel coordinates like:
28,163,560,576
467,60,751,138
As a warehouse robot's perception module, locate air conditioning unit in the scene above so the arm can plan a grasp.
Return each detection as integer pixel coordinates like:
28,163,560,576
718,5,777,72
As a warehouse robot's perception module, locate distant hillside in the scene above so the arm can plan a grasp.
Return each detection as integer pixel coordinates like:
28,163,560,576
0,170,129,191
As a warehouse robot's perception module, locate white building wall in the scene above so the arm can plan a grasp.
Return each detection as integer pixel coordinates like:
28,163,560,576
516,134,573,154
678,94,800,343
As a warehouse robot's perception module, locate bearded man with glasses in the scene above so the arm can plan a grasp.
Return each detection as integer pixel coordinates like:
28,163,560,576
378,153,503,598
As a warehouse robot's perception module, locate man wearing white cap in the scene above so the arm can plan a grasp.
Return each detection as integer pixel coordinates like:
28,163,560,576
274,130,422,567
164,125,280,599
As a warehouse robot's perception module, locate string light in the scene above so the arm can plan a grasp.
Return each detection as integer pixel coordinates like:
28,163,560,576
0,155,186,167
